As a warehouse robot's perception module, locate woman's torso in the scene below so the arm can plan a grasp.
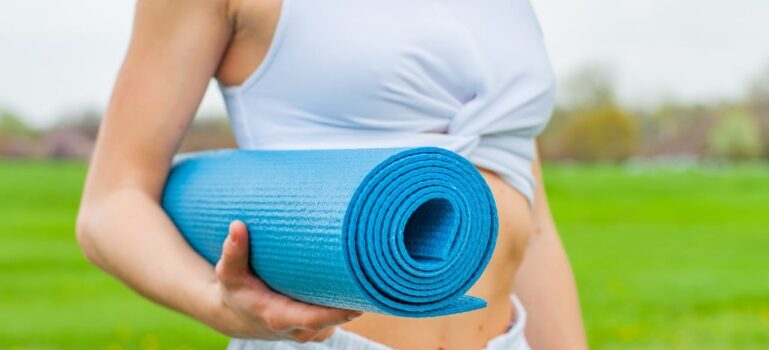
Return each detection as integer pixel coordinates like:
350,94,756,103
216,0,554,348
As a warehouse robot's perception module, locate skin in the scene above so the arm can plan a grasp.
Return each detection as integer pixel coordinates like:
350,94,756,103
77,0,588,348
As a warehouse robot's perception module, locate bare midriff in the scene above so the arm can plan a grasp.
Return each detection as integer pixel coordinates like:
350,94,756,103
340,168,532,350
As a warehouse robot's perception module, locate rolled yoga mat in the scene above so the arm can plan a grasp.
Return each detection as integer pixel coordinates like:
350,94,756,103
162,147,498,317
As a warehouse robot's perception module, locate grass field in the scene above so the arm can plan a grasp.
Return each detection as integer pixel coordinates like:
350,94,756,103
0,160,767,349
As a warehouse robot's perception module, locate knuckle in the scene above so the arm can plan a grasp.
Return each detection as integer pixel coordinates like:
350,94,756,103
300,317,323,331
314,332,333,341
216,267,239,287
215,263,228,280
262,312,286,332
292,331,316,343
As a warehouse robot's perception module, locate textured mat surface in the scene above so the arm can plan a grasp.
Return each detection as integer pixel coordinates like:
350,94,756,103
162,147,498,317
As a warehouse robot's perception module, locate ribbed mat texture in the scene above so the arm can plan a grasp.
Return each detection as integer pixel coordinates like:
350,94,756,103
162,147,498,317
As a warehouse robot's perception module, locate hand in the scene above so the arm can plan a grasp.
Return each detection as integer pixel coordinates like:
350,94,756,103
204,220,363,342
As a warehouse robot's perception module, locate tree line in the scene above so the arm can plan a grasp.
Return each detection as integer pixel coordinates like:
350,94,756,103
2,64,768,162
539,64,769,162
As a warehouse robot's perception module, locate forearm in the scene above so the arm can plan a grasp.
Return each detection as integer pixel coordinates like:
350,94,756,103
514,222,588,349
77,187,218,325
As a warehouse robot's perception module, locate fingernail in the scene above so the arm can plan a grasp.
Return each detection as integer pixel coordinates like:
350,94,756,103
346,312,363,321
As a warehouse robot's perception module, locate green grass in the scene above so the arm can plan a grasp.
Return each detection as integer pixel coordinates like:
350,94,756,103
1,160,767,349
546,163,769,349
0,161,227,350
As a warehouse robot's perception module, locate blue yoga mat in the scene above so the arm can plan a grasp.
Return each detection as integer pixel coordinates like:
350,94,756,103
162,147,498,317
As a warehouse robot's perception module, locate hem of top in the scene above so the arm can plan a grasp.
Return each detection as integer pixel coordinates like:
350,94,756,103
219,0,293,95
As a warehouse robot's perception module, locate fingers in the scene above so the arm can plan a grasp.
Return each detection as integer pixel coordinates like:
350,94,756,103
312,327,336,341
215,220,251,285
214,220,363,343
263,297,362,333
290,326,336,343
296,306,361,330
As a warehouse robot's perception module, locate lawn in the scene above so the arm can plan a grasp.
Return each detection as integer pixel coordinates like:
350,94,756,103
0,160,767,349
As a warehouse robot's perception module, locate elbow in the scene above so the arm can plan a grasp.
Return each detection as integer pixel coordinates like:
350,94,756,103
75,206,103,266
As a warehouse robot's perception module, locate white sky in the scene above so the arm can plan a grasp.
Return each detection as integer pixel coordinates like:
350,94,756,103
1,0,768,127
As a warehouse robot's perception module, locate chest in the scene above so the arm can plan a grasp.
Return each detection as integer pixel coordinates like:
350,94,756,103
222,0,554,132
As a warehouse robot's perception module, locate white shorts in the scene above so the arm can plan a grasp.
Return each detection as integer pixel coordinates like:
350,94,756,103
227,295,531,350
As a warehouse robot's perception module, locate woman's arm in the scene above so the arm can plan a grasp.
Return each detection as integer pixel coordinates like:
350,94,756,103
77,0,359,342
514,152,589,349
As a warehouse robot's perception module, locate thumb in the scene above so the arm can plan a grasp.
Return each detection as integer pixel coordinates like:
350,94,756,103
215,220,251,284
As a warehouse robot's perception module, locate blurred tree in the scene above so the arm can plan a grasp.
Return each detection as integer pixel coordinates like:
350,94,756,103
0,108,41,157
748,64,769,110
54,108,102,139
708,108,764,161
0,108,35,136
560,103,639,161
748,63,769,158
543,64,639,161
558,63,617,110
641,101,716,158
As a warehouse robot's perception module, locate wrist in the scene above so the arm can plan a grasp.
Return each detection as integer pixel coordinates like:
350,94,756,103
188,277,228,331
195,279,259,339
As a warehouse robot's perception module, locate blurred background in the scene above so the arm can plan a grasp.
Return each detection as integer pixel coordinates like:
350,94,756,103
1,1,768,349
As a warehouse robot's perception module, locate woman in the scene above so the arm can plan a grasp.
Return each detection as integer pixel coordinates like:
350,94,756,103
76,0,587,349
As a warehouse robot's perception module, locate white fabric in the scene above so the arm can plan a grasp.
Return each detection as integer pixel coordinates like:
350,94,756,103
219,0,556,204
227,295,531,350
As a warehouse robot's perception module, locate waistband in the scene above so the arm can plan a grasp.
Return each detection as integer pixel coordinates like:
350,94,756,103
227,294,530,350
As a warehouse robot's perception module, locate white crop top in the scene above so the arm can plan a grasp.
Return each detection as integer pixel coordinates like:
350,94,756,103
220,0,556,203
